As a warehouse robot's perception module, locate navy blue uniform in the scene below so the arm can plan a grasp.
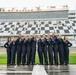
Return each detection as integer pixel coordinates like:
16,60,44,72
63,40,72,65
38,39,43,64
58,38,64,65
11,41,16,65
27,38,32,65
52,36,58,65
31,37,37,65
15,37,23,65
4,42,12,65
22,38,28,65
47,38,53,65
42,38,48,65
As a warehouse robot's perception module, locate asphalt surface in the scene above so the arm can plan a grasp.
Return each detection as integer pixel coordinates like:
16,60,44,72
0,65,76,75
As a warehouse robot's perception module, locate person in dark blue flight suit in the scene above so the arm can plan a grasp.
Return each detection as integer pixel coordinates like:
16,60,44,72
22,35,28,65
47,34,53,65
27,35,32,65
63,36,72,65
42,34,48,65
37,35,43,65
15,34,23,65
58,35,64,65
11,37,16,66
31,34,37,65
4,37,12,66
52,32,58,65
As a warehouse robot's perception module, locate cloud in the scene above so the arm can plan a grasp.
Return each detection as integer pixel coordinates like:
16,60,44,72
0,0,76,10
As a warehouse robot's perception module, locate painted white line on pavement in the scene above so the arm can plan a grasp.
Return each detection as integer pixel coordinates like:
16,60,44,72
32,65,47,75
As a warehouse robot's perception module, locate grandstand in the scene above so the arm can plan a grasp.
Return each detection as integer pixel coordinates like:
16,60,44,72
68,10,76,19
0,5,76,46
0,5,68,19
0,20,76,35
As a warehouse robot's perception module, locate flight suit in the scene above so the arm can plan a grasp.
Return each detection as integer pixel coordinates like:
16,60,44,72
11,41,16,65
4,42,12,66
38,39,43,64
31,37,37,65
15,37,23,65
47,38,53,65
22,38,28,65
58,38,64,65
52,36,58,65
27,38,32,65
63,40,72,65
42,38,48,65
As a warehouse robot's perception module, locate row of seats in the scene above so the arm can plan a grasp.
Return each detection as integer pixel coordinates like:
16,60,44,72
0,20,76,35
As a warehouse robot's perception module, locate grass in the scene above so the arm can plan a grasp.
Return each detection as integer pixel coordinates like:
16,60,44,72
0,53,76,64
0,54,7,64
69,53,76,64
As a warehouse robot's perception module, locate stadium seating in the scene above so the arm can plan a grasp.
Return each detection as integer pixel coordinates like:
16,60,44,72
0,20,76,35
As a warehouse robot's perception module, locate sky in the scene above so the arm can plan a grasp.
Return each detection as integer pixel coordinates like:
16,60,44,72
0,0,76,10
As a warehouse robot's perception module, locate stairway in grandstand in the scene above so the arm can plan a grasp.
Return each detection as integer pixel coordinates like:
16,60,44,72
0,20,76,35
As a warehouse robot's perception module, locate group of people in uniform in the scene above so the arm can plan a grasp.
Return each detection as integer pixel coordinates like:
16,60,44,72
4,32,72,66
